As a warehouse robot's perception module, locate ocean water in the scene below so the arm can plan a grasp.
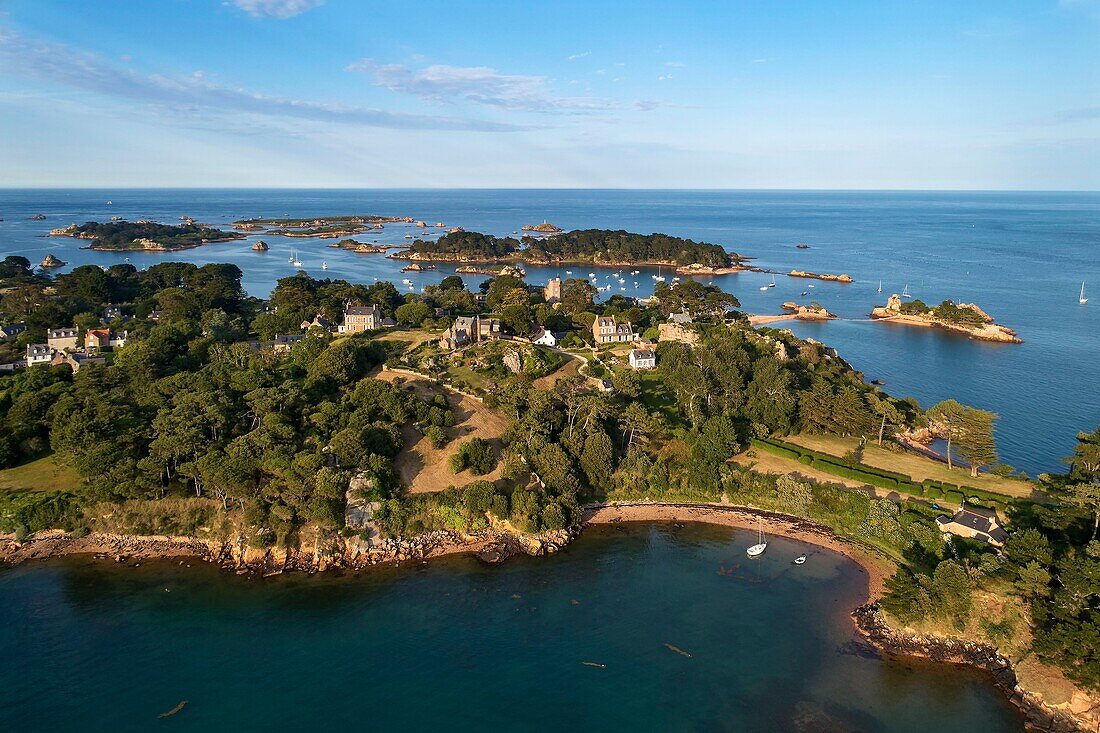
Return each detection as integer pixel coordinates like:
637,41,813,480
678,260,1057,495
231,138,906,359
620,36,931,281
0,189,1096,475
0,524,1025,732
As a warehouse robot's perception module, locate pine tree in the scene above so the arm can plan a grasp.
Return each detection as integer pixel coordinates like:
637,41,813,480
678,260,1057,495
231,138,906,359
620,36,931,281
957,407,998,477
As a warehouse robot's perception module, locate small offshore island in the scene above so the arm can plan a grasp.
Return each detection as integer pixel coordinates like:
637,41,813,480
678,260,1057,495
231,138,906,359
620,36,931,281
390,228,749,273
50,220,245,251
234,215,434,239
0,228,1091,730
871,294,1023,344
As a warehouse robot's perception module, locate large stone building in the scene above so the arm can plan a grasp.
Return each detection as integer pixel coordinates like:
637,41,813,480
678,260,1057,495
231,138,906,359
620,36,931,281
592,315,634,344
543,277,562,304
439,315,502,350
47,327,80,352
338,304,383,334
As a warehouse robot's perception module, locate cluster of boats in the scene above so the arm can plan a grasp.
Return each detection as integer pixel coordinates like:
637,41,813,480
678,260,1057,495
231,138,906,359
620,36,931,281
745,520,807,565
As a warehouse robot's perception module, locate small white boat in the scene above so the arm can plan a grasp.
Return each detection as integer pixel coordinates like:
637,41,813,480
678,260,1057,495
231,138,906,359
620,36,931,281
794,555,807,565
746,521,767,558
800,291,808,296
321,261,328,270
293,259,303,268
902,284,912,298
1080,282,1088,304
288,251,295,263
402,278,412,285
106,200,112,205
565,270,572,275
588,272,596,278
878,280,883,293
808,284,815,288
768,275,776,288
759,285,769,291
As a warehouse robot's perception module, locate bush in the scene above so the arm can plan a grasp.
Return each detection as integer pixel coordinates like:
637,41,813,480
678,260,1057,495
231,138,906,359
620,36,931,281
424,425,449,448
944,490,964,506
798,455,813,466
926,486,944,500
450,438,496,475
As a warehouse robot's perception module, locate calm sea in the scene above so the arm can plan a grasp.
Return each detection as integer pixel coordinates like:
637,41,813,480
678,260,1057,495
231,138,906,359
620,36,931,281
0,189,1096,475
0,524,1025,732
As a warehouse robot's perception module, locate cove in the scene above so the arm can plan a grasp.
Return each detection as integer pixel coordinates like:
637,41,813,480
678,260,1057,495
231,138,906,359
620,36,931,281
0,523,1023,731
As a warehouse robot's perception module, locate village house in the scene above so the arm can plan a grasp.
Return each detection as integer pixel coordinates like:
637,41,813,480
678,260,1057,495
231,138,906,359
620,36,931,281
273,333,305,353
935,505,1009,547
84,328,110,351
629,347,657,370
51,351,105,373
47,327,80,352
146,310,164,322
338,304,383,334
26,344,53,366
102,304,125,323
532,327,559,347
592,315,634,344
543,277,562,304
301,313,334,331
438,315,502,350
0,322,26,340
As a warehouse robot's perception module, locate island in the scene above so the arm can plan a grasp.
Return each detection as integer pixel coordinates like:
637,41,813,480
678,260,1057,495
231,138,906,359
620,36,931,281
327,239,394,254
50,220,244,251
870,294,1022,343
39,254,66,268
390,228,743,270
788,269,853,283
233,215,413,238
780,300,836,320
521,220,563,234
251,240,269,252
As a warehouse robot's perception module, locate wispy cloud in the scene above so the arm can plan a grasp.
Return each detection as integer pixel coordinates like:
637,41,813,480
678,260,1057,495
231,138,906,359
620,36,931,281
348,59,619,113
1045,106,1100,124
229,0,324,19
751,58,767,64
0,30,521,131
663,61,685,68
566,51,591,61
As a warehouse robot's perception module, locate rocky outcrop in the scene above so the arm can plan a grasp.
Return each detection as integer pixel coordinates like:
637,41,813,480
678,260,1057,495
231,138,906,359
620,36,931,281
251,240,269,252
854,603,1091,732
780,301,836,320
871,295,1022,344
788,269,853,283
39,254,66,268
522,221,563,234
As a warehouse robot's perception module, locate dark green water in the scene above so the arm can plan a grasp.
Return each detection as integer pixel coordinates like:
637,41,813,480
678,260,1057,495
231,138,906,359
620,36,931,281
0,524,1023,732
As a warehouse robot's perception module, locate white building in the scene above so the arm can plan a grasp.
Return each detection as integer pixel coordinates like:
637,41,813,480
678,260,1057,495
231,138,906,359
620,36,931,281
26,344,53,366
628,347,656,370
532,327,559,347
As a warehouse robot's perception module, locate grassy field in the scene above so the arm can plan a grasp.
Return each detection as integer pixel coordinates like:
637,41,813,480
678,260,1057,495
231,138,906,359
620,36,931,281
0,455,81,493
786,433,1037,499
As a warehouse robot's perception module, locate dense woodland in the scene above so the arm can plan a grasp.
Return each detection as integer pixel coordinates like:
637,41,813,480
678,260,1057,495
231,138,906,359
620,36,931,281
406,228,734,267
0,256,1096,691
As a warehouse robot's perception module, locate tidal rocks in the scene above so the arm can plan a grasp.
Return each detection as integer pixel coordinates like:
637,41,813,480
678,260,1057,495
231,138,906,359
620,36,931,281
251,240,269,251
39,254,66,268
788,269,853,283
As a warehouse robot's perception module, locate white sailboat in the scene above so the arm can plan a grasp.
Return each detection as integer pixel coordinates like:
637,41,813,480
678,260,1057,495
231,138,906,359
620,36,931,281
1080,282,1088,304
768,274,776,288
794,554,807,565
902,284,912,299
292,251,303,268
321,261,328,270
653,265,666,283
746,521,767,557
878,280,882,293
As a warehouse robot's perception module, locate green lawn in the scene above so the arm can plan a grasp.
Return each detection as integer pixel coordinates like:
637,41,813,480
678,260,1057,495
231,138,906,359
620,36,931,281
0,455,81,494
786,433,1037,499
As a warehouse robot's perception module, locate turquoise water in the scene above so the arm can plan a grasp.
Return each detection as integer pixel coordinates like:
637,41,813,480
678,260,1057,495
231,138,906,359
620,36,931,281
0,189,1096,474
0,524,1024,731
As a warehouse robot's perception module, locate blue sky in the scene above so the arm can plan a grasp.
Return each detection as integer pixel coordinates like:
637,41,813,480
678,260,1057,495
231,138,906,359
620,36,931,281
0,0,1097,188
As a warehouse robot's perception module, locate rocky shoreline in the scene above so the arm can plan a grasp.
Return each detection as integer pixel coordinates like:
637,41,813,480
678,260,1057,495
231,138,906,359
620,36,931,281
870,294,1022,343
3,502,1094,729
853,604,1093,732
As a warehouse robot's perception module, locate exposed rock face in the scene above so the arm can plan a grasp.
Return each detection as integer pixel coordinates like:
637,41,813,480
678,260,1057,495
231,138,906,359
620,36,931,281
870,295,1022,343
522,221,563,233
780,301,836,320
503,348,523,374
251,240,269,251
658,322,700,345
39,254,66,268
854,603,1091,732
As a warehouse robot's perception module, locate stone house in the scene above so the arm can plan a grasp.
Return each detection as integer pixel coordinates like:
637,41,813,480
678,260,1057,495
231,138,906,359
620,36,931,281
0,323,26,340
51,351,105,373
438,315,502,350
47,327,80,352
301,314,334,332
935,505,1009,547
338,304,383,334
592,315,634,344
543,277,562,304
273,333,305,353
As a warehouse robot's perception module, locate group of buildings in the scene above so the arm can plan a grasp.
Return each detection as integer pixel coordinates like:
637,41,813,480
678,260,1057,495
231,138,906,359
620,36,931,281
0,306,130,373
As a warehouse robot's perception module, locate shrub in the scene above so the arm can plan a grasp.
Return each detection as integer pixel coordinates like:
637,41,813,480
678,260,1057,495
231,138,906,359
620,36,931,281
944,490,964,506
450,438,496,475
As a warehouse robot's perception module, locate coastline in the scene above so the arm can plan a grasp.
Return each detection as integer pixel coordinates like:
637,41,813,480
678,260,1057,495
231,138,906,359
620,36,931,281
1,500,1092,730
869,312,1023,344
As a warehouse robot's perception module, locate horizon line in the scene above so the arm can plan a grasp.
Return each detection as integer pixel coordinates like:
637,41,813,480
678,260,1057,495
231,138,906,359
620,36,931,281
1,186,1099,194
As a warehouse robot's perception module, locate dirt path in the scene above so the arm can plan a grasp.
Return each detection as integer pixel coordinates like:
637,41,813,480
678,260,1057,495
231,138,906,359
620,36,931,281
374,369,510,494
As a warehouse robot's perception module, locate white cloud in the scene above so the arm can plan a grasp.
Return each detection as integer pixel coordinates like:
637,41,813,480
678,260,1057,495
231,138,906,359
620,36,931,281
230,0,324,19
348,59,618,113
0,29,521,131
566,51,591,61
663,61,685,68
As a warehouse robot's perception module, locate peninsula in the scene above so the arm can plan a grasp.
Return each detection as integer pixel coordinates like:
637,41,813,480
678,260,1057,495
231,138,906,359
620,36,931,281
50,220,244,251
871,294,1022,343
